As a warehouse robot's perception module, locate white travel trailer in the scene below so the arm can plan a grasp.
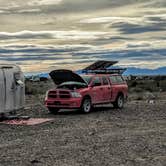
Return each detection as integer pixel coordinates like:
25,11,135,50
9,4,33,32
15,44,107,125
0,64,25,114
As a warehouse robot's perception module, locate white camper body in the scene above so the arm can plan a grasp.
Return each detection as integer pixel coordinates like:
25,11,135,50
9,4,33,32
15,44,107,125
0,64,25,114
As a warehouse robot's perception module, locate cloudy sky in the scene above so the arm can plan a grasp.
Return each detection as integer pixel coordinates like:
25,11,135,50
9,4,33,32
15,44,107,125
0,0,166,72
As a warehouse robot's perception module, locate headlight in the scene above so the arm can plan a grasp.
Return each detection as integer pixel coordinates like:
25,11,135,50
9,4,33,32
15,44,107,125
71,92,82,98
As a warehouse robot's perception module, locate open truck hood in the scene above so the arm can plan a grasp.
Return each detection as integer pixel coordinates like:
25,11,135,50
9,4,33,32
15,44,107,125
49,69,87,85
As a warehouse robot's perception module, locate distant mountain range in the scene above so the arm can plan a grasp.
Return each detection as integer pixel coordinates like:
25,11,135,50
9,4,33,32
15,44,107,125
123,67,166,76
78,66,166,76
25,67,166,78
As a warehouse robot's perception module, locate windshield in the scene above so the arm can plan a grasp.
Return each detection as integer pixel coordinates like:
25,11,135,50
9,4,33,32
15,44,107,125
82,75,92,84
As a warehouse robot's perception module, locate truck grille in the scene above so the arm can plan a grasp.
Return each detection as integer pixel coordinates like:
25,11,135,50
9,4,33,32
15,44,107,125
59,91,71,99
48,90,71,99
48,91,57,98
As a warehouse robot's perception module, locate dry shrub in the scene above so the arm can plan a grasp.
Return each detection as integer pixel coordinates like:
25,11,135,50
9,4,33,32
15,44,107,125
25,80,55,95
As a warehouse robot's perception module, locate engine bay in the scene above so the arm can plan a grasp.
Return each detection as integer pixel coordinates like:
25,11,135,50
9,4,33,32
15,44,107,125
57,81,87,90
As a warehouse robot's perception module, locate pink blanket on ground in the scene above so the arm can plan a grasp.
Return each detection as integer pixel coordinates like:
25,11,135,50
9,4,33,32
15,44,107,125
0,118,54,125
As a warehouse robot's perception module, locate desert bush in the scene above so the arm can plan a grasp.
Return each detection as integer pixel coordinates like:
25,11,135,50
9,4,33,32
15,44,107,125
128,92,144,101
25,81,38,95
135,96,144,100
159,80,166,91
128,79,161,92
25,80,55,95
129,86,144,93
131,81,137,87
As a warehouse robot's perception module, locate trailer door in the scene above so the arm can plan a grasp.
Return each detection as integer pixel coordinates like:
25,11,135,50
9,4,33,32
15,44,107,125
14,72,25,110
0,69,5,113
4,68,15,112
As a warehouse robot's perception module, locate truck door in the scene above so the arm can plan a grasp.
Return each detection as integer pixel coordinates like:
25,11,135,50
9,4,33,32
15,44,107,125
91,76,104,104
101,76,112,102
109,75,124,102
0,69,5,113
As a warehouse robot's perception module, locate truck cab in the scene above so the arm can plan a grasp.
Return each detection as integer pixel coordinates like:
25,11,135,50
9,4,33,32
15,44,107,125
45,69,128,114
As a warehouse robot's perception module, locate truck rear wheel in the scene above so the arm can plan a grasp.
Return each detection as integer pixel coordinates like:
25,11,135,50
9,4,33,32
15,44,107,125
113,94,124,109
48,107,60,114
81,98,92,113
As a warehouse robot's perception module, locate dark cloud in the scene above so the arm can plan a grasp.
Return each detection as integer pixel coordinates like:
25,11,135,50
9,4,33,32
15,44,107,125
0,43,165,70
73,48,166,61
0,0,166,71
0,44,92,62
94,36,133,45
39,0,142,14
111,21,166,34
0,0,141,15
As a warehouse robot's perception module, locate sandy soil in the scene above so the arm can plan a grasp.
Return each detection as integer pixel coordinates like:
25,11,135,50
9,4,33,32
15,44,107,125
0,93,166,166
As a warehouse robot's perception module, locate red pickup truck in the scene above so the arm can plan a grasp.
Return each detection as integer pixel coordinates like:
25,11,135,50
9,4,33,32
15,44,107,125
45,69,128,114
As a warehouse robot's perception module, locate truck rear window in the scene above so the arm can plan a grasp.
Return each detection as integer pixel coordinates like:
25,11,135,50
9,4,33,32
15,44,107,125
109,75,125,84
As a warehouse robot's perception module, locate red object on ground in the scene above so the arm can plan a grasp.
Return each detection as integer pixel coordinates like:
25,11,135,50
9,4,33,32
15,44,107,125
0,118,54,125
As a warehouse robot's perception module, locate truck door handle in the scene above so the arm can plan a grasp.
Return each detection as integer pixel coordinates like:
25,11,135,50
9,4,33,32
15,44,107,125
108,87,111,89
100,87,103,90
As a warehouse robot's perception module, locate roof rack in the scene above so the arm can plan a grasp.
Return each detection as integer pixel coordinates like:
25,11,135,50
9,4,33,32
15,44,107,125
82,60,126,74
84,60,118,70
83,68,126,74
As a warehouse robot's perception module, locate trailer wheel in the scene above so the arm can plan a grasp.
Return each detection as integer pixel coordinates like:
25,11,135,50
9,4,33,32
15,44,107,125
113,94,124,109
48,107,60,114
81,97,92,113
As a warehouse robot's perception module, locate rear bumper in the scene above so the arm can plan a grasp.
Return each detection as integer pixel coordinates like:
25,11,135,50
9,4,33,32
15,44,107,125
45,98,82,109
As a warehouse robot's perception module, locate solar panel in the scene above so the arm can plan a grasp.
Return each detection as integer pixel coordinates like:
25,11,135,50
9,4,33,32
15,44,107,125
82,60,126,74
83,60,118,70
83,69,126,74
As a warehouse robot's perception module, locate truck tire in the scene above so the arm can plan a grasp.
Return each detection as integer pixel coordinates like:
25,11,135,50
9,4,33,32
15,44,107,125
81,98,92,113
48,107,60,114
113,94,124,109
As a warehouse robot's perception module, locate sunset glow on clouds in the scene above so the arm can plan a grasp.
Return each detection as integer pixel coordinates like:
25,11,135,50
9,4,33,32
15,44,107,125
0,0,165,72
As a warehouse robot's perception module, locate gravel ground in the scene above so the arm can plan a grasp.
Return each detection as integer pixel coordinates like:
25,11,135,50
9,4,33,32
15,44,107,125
0,93,166,166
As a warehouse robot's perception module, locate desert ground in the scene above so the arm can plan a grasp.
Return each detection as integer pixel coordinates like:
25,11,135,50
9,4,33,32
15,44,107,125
0,79,166,166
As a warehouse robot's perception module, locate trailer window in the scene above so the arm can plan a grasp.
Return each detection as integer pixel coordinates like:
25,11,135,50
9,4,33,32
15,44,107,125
14,73,20,80
14,73,24,86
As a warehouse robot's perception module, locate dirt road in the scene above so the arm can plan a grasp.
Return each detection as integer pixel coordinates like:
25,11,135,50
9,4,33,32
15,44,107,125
0,95,166,166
